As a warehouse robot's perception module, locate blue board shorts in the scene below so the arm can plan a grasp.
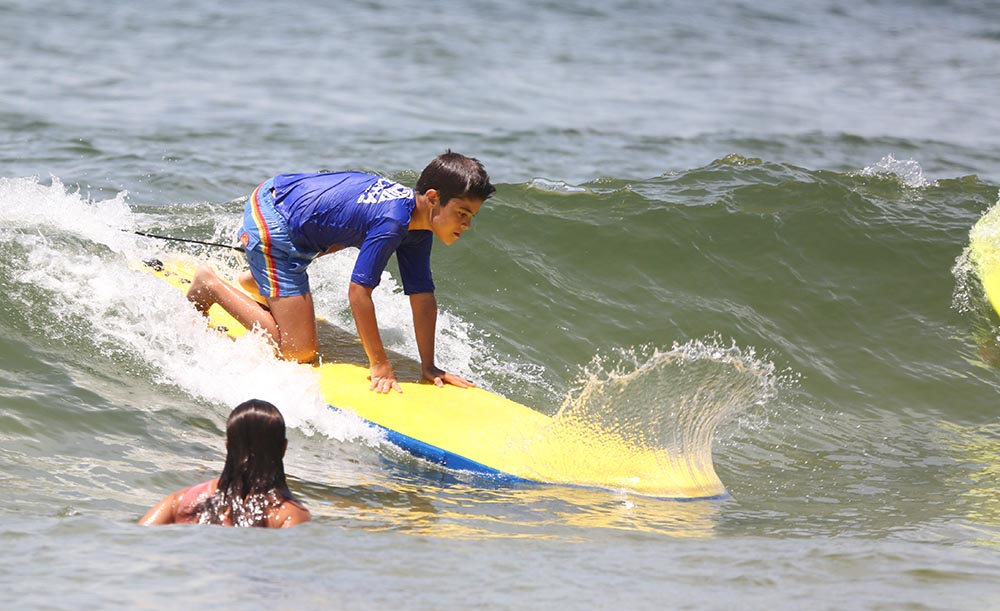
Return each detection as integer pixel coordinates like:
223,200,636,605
239,178,318,299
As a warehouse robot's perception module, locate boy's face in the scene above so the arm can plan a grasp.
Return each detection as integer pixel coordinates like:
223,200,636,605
430,196,483,245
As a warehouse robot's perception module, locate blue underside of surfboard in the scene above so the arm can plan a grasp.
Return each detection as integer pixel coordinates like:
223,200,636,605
326,404,530,484
327,404,730,501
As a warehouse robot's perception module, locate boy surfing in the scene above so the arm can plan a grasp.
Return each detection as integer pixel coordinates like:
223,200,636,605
186,151,495,393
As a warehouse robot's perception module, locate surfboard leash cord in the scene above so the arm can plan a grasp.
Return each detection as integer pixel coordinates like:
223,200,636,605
127,229,246,252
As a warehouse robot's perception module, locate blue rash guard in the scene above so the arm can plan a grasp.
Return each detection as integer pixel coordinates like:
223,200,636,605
271,172,435,295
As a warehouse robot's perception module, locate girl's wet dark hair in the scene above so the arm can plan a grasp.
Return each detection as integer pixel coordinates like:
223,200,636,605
415,150,496,206
193,399,298,527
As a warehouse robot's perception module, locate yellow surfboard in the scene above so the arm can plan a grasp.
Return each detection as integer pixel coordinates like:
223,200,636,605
144,258,727,499
971,204,1000,316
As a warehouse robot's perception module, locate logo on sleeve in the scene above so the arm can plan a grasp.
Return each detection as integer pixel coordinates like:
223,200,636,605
357,178,414,204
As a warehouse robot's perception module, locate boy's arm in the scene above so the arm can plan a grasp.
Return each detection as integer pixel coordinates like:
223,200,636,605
349,281,401,393
409,292,475,388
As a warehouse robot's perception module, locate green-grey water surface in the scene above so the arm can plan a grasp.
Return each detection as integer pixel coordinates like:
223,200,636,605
3,0,1000,608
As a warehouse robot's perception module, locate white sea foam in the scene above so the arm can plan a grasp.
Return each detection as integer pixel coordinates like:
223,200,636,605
0,177,380,443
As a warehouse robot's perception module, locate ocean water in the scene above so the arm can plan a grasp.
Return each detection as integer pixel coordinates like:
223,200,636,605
3,0,1000,608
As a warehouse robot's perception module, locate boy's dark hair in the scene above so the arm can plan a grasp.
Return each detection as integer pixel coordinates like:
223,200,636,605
416,150,496,205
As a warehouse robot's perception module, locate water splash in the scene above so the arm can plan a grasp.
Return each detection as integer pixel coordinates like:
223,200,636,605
556,340,777,444
0,177,376,442
517,339,780,498
0,176,134,247
855,154,935,188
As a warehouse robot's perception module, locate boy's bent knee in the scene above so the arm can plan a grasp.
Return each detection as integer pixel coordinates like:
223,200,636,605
187,265,221,311
280,345,317,363
191,264,218,283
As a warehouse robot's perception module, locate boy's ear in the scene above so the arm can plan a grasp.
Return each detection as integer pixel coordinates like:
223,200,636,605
425,188,440,207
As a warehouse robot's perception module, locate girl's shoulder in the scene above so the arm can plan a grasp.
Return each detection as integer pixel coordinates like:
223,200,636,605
268,496,311,528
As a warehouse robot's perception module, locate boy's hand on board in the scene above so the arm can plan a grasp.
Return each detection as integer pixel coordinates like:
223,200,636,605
423,366,476,389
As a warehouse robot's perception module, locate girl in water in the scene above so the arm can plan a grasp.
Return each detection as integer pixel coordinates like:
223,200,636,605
139,399,310,528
